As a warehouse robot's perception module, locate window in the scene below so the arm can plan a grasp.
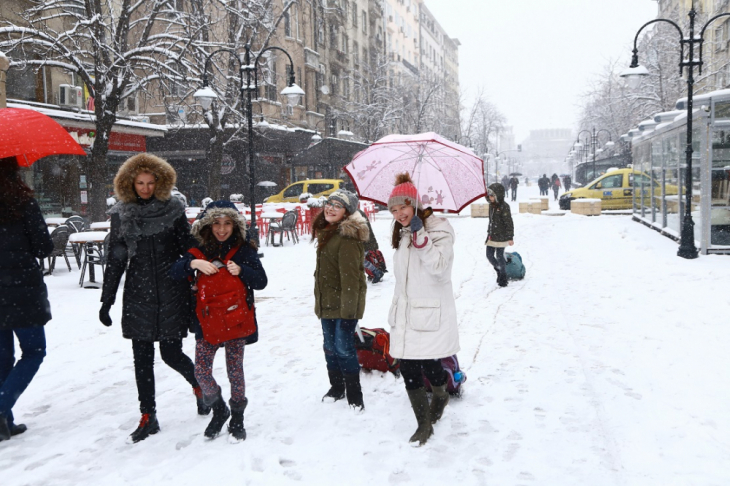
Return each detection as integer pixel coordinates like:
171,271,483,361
283,182,305,198
307,183,335,195
284,11,291,37
353,41,359,65
352,6,358,27
362,11,367,33
264,58,278,101
342,34,348,53
594,174,624,189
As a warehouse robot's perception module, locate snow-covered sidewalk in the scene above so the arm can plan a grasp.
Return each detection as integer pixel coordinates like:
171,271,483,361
3,186,729,485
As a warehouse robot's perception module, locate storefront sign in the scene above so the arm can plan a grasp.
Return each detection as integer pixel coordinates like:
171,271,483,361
66,127,146,152
80,190,88,204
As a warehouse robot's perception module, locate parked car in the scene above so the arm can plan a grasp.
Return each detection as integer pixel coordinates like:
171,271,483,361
264,179,344,203
559,168,678,210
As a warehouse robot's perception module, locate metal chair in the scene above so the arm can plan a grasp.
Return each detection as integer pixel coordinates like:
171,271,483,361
79,232,110,287
267,210,299,246
64,215,86,268
47,225,72,274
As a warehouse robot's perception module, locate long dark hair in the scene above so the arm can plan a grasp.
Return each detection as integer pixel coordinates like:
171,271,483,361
391,207,433,249
311,208,352,250
0,157,34,224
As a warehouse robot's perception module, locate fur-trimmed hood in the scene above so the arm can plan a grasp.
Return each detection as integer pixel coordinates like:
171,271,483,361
114,153,177,203
191,207,248,245
338,210,370,242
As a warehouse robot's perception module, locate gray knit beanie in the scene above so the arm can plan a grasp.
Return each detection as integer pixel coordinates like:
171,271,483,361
327,189,359,215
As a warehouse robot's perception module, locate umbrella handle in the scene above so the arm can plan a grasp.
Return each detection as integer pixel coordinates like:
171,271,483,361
412,234,429,249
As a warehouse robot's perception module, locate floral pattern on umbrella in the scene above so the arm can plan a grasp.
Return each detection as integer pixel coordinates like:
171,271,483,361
344,132,485,213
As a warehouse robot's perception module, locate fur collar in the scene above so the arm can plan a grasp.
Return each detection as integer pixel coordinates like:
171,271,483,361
114,153,177,203
191,207,248,246
338,211,370,242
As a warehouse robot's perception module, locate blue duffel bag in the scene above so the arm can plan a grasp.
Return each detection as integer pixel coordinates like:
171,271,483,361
505,251,526,280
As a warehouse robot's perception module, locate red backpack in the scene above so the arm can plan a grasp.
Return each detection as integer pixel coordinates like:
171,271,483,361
188,246,255,345
353,327,400,375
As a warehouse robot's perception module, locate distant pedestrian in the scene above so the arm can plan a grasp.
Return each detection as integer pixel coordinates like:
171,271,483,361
501,175,510,191
552,177,561,200
538,174,549,196
387,172,459,446
563,175,572,192
170,201,267,442
509,176,519,201
100,153,205,444
312,190,369,411
485,183,515,288
0,156,54,442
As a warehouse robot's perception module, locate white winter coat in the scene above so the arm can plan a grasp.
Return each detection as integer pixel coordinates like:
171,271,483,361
388,216,460,360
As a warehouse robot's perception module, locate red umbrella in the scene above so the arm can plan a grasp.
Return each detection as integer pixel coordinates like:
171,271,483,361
0,107,87,166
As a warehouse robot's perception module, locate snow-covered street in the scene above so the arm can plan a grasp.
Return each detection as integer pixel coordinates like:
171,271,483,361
3,185,729,486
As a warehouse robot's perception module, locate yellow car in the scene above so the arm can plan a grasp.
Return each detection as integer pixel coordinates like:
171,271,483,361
559,168,678,210
264,179,345,203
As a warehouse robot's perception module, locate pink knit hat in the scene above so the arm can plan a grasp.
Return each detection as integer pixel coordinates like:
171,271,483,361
388,173,422,210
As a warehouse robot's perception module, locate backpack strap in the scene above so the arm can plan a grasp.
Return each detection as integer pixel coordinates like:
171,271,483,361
223,245,241,264
188,248,207,260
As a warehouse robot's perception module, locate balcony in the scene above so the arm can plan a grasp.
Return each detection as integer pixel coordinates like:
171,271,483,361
304,48,320,71
335,50,348,65
402,59,419,76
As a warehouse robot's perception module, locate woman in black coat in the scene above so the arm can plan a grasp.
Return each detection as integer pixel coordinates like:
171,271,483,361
0,156,54,441
485,183,514,287
100,153,204,443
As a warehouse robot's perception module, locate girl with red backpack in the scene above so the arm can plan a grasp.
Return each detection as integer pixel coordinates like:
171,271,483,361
170,201,267,442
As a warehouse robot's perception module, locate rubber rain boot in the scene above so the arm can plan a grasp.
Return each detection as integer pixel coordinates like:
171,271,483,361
406,388,433,446
429,384,450,424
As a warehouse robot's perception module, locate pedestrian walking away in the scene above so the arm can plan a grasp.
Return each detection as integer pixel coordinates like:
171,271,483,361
0,156,54,441
170,201,267,442
100,153,204,444
509,176,519,202
312,190,369,411
563,174,572,192
485,183,515,288
553,177,561,201
387,173,460,447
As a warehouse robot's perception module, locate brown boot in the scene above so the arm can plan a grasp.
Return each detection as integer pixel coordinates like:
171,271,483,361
406,388,433,446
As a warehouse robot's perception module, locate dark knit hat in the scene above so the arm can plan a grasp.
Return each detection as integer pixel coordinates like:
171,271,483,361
327,189,359,215
388,172,422,211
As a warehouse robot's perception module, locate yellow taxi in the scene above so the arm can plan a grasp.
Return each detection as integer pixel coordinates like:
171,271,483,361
559,168,678,210
264,179,345,203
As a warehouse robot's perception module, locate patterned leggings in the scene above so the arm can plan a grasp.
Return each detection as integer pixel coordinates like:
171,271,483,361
194,337,246,403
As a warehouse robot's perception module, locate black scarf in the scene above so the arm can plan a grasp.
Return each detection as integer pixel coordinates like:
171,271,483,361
108,196,184,257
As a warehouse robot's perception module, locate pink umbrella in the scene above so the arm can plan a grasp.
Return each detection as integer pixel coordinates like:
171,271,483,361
344,132,485,213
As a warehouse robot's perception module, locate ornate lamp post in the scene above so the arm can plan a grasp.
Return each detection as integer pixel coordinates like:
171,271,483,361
575,128,614,182
194,44,304,244
620,7,730,259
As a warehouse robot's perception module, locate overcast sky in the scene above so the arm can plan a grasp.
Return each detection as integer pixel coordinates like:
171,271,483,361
423,0,660,142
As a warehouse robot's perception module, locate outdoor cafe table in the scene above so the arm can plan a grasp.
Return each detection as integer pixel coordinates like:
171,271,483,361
45,217,67,227
261,211,283,247
90,221,111,231
69,231,108,288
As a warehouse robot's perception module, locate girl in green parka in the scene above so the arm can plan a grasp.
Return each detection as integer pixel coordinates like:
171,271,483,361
312,190,370,411
485,183,514,287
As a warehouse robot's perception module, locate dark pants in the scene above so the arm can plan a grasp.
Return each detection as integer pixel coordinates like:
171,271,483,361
0,327,46,425
553,186,559,200
486,246,506,276
510,188,517,201
132,338,198,414
321,318,360,375
400,359,447,391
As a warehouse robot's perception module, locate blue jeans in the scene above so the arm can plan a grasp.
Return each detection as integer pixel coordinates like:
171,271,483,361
0,327,47,425
486,246,506,275
321,318,360,375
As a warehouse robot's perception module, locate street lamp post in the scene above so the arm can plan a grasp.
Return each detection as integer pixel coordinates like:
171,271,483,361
194,44,304,245
575,128,614,182
620,7,730,259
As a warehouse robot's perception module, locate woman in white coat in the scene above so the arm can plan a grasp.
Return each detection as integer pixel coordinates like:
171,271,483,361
387,173,460,446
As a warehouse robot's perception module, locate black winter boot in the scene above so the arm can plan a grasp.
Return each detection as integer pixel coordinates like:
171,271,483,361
429,384,450,424
343,372,364,411
497,272,509,287
193,386,211,415
204,393,231,439
0,414,10,441
406,388,433,446
322,369,346,402
228,398,248,443
128,413,160,443
10,423,27,436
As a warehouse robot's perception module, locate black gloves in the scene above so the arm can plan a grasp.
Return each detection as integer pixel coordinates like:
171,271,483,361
99,303,112,327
